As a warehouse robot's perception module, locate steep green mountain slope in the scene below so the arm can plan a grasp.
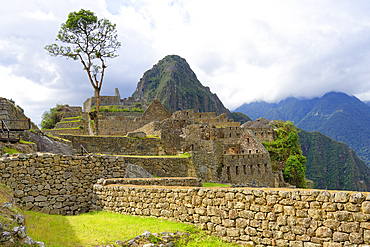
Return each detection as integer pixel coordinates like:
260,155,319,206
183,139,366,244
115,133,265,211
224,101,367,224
132,55,251,123
235,92,370,166
298,129,370,191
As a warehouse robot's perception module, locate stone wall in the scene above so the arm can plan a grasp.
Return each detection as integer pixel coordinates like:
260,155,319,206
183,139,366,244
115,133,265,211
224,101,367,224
83,95,120,112
93,185,370,246
97,177,202,187
98,117,151,136
57,134,169,155
44,128,85,136
123,156,191,178
222,154,274,187
140,99,172,121
0,98,38,130
249,127,276,143
0,153,128,215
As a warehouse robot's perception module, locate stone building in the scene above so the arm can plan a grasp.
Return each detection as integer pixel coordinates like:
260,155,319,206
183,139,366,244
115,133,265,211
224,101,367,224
83,88,146,113
48,96,287,187
137,109,285,187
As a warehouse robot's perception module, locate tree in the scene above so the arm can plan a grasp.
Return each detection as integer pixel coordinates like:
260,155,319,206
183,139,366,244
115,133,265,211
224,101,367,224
41,104,64,129
44,9,121,135
262,120,307,187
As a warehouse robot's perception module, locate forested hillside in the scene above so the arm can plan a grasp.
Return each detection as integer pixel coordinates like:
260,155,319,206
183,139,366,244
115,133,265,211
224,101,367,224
298,129,370,191
235,92,370,166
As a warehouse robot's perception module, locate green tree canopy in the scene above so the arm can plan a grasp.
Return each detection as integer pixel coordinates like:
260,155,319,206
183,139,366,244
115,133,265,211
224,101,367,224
44,9,121,134
262,120,307,187
41,104,65,130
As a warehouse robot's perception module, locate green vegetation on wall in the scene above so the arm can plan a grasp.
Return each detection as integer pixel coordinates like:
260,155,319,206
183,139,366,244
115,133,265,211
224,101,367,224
41,104,65,129
91,105,144,113
262,121,307,188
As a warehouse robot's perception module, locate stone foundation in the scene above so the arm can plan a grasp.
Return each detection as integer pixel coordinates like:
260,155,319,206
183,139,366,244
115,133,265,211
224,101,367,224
93,184,370,246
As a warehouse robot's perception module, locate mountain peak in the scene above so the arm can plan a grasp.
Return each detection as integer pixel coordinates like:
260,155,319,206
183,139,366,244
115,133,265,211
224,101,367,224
132,55,228,115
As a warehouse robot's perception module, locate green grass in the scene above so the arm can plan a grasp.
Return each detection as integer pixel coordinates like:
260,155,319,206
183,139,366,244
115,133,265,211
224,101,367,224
2,147,19,155
24,211,239,247
19,139,34,144
46,134,70,142
97,153,190,158
45,127,84,131
202,182,231,188
60,120,82,123
62,116,82,120
146,135,160,139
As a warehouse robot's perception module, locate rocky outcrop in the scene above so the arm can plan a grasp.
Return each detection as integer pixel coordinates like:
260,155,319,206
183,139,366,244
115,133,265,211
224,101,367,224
22,131,74,155
0,186,43,246
124,163,154,178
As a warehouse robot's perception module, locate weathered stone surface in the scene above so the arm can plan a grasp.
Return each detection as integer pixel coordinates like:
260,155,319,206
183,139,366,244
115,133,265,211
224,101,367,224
350,232,363,244
333,232,349,242
315,227,332,238
351,193,366,204
334,192,350,203
127,131,147,138
362,201,370,214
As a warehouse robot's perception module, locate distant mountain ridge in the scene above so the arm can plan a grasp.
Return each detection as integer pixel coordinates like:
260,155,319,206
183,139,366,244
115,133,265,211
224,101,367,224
132,55,250,123
299,129,370,191
235,92,370,166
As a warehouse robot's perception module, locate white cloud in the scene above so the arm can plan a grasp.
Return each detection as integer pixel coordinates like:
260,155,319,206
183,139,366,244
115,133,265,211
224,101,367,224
2,0,370,124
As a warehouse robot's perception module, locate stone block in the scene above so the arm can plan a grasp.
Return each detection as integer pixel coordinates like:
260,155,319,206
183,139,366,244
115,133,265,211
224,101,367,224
323,243,342,247
304,243,321,247
290,241,303,247
363,201,370,214
226,228,240,237
349,232,363,244
351,193,366,204
339,222,359,233
333,232,349,242
315,227,332,238
236,218,247,228
334,211,353,221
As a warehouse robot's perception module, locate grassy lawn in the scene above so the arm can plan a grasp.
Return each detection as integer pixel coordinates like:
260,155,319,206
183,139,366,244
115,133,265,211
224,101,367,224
24,211,240,247
2,147,19,155
202,182,231,188
95,153,191,158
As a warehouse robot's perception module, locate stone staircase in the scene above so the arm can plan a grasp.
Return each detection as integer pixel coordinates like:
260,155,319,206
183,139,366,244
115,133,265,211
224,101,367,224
44,111,89,136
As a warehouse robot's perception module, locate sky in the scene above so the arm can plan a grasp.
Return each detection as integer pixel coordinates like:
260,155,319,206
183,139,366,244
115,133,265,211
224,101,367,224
2,0,370,125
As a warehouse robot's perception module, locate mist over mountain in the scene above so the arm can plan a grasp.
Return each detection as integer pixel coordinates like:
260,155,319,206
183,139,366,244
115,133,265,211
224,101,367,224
236,92,370,166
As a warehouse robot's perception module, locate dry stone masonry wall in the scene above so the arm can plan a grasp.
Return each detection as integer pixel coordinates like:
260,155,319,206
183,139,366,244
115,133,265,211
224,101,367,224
93,184,370,247
0,153,128,215
97,177,202,187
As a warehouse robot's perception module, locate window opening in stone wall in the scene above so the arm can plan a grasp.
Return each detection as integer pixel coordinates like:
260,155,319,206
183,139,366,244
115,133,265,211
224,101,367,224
227,167,231,181
249,150,251,154
247,138,249,143
243,165,246,174
236,166,239,175
229,133,232,138
265,164,268,173
258,164,261,173
256,150,258,153
250,165,253,175
199,114,201,118
261,132,264,137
